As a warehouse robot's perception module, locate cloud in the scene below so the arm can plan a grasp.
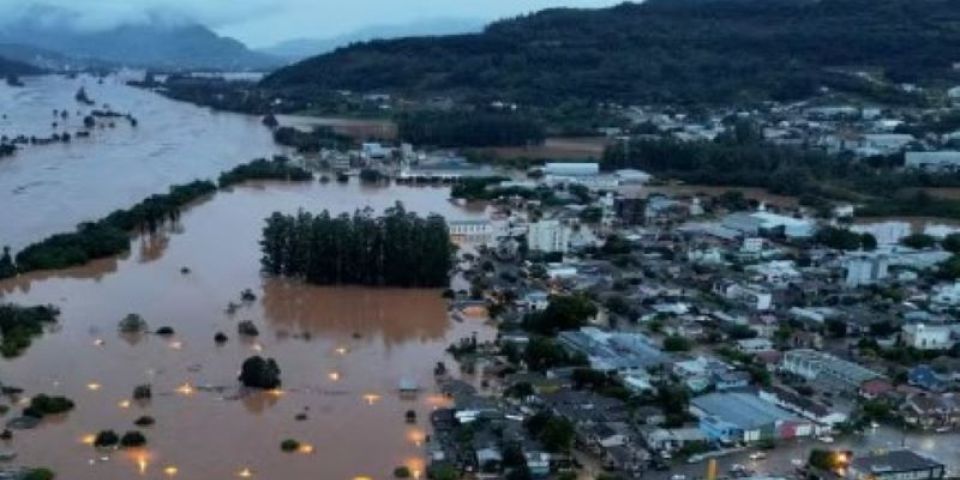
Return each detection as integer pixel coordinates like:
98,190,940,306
0,0,279,31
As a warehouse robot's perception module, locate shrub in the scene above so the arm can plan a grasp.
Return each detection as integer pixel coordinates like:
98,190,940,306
24,394,74,418
155,326,175,336
237,321,259,337
119,431,147,448
133,416,155,427
133,384,152,400
280,439,300,452
394,466,411,478
24,468,55,480
239,356,282,389
118,314,147,333
93,430,119,447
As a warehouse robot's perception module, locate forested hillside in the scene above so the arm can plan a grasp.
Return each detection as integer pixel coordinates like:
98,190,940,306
0,55,42,76
263,0,960,104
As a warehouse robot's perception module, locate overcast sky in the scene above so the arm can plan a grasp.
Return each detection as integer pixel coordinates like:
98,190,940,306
0,0,625,47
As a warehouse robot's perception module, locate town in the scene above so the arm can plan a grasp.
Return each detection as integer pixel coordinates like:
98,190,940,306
302,105,960,480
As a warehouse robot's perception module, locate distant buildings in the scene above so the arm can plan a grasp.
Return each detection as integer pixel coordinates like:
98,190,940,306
722,212,815,239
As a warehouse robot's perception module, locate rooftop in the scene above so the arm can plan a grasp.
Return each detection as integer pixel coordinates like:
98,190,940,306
692,391,798,430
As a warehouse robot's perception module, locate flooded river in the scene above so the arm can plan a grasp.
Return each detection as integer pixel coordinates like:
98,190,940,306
0,175,493,477
0,76,497,479
0,74,285,251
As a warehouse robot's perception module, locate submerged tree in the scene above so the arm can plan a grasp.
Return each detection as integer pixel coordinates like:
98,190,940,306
259,202,453,287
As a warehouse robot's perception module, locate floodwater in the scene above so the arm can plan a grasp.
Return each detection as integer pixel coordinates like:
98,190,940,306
647,426,960,480
0,74,285,251
0,179,494,478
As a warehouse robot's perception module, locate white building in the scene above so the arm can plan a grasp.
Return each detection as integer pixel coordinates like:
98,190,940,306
543,162,600,177
448,219,494,246
905,151,960,171
844,254,890,287
901,324,955,351
527,220,570,253
851,221,912,246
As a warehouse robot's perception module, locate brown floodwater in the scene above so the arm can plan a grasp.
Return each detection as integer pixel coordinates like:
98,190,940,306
0,74,286,251
0,180,494,479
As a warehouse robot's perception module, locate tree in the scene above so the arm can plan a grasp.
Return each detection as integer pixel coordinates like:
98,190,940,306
94,430,119,447
539,416,575,453
0,246,15,279
860,233,878,251
239,356,282,389
24,469,55,480
900,233,936,250
663,335,692,352
524,337,582,372
525,294,597,335
943,233,960,253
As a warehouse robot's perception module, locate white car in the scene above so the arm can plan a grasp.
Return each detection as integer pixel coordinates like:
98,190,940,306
749,452,767,460
819,436,835,443
671,474,687,480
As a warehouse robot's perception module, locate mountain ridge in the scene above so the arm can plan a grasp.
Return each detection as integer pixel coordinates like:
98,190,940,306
262,0,960,105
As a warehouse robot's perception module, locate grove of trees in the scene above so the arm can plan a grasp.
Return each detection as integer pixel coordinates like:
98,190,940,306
260,202,453,287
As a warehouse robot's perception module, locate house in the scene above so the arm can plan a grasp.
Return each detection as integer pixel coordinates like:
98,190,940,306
908,365,950,393
690,391,814,444
901,393,960,432
901,324,955,351
847,450,945,480
758,385,848,430
737,338,775,354
714,281,773,311
640,426,707,453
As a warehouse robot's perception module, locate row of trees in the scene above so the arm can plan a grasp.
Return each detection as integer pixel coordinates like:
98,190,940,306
1,157,312,278
260,203,454,287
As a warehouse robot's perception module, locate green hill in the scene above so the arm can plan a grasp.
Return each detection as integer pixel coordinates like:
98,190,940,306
262,0,960,105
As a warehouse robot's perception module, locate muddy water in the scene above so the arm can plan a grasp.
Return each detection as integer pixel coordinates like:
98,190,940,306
0,181,493,479
0,74,285,250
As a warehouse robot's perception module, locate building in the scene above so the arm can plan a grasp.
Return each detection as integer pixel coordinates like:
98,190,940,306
902,324,955,351
614,169,652,184
527,220,570,254
544,162,600,177
758,385,848,430
845,254,890,287
905,151,960,172
690,391,813,444
558,327,667,373
847,450,945,480
448,220,494,246
722,212,815,239
781,349,883,393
